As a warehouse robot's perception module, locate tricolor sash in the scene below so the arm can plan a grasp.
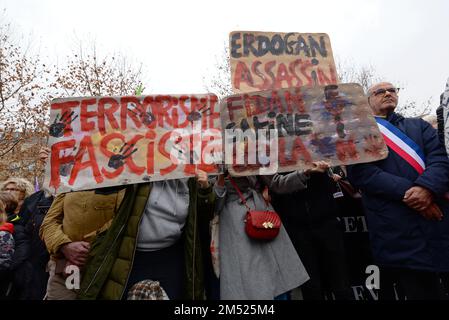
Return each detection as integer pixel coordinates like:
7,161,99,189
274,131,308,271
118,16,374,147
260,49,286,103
375,117,426,174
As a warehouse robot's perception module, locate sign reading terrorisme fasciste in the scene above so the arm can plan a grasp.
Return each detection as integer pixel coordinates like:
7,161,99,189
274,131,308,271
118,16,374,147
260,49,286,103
220,83,388,176
43,94,222,194
229,31,338,93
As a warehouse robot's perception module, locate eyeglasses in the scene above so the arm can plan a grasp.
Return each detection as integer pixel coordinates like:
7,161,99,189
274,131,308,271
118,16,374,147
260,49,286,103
371,87,400,97
4,188,20,192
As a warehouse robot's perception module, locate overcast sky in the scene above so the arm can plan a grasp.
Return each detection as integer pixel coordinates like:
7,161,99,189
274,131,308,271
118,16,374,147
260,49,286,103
1,0,449,112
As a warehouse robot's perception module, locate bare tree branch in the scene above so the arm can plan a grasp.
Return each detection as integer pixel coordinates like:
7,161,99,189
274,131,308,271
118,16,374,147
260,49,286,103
0,138,22,157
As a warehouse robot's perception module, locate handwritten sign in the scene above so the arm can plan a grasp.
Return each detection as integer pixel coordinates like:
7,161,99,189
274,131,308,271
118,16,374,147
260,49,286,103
229,31,337,93
43,94,222,194
220,83,388,176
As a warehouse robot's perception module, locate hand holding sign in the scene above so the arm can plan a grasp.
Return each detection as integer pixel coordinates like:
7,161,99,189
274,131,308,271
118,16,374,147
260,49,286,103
195,169,210,189
304,161,330,174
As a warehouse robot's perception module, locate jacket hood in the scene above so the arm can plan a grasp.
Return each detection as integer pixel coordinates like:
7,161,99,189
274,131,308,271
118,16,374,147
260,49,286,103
0,222,14,234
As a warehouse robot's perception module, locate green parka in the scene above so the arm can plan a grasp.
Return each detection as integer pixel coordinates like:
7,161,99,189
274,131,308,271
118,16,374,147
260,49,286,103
77,179,215,300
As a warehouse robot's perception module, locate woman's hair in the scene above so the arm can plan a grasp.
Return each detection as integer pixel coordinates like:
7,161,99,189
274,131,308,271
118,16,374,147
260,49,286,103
0,191,19,214
0,200,6,226
0,177,34,198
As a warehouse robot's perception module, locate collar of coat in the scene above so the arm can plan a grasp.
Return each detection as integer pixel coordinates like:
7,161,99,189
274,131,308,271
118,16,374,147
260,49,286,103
386,112,404,126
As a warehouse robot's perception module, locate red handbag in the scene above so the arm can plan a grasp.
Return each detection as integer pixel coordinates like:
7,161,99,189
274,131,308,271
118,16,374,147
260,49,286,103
229,177,281,241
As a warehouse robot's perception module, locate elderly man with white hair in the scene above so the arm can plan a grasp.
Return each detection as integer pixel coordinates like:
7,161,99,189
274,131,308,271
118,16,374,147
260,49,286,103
347,82,449,300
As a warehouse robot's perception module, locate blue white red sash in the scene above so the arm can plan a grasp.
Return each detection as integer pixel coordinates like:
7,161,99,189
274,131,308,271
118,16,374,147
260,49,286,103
375,117,426,174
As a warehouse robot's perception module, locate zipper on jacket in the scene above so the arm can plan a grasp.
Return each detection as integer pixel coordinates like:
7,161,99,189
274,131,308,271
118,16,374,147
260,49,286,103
83,190,129,295
83,223,126,294
119,213,144,300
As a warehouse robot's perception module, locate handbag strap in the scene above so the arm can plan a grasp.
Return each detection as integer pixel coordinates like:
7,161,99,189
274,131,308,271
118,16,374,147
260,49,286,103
228,176,252,212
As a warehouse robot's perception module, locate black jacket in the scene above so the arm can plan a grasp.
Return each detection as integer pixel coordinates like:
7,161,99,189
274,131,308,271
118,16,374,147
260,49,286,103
270,172,340,229
12,190,54,300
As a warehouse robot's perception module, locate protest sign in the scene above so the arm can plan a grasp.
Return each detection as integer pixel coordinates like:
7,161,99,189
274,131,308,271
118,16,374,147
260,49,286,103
220,83,388,176
229,31,337,93
43,94,222,194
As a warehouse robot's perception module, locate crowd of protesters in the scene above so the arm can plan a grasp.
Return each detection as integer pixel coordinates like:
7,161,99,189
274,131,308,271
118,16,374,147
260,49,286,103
1,81,449,300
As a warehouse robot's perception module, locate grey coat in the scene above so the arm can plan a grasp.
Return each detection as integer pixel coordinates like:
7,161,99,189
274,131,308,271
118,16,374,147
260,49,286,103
216,172,310,300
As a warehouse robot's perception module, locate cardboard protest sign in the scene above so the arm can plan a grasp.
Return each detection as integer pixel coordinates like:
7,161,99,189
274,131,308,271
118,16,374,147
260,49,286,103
43,94,222,194
229,31,337,93
220,83,388,176
442,78,449,156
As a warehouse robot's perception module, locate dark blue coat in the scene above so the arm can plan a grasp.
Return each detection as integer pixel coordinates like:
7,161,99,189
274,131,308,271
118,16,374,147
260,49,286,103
12,191,53,299
347,112,449,272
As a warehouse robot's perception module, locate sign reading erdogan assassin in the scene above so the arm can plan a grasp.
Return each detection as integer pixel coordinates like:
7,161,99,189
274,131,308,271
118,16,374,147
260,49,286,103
229,31,338,93
43,94,222,194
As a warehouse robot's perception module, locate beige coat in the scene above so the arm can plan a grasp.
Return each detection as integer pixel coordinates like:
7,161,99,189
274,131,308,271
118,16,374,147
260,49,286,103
40,189,126,257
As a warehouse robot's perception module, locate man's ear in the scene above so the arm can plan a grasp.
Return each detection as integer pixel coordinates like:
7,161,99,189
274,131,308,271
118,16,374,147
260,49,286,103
367,96,372,108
